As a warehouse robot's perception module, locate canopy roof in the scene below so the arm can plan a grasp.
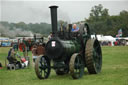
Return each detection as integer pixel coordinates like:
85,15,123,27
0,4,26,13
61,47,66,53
91,35,116,41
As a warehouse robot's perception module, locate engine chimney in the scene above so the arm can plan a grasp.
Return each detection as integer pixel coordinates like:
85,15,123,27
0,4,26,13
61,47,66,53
49,6,58,37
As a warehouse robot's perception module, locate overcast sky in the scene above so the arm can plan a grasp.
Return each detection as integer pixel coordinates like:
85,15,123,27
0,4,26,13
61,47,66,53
0,0,128,24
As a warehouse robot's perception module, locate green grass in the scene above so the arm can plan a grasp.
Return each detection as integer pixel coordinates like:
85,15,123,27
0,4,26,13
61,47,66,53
0,46,128,85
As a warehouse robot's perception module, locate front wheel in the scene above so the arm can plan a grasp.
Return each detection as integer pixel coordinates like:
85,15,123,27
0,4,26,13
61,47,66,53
69,53,84,79
35,55,51,79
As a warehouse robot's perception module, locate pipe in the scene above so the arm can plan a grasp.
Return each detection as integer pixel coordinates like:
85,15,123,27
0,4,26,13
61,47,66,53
49,5,58,37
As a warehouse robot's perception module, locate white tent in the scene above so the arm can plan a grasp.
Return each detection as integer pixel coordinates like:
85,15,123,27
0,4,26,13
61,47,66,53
91,35,116,41
91,35,104,41
104,36,116,41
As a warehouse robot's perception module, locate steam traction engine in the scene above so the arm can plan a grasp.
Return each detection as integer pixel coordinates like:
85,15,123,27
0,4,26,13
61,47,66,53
35,6,102,79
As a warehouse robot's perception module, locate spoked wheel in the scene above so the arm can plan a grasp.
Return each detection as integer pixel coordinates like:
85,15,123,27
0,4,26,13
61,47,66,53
85,39,102,74
35,55,51,79
69,53,84,79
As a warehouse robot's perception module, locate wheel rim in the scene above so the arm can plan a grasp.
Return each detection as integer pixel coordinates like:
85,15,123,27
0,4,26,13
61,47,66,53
70,53,84,79
85,39,102,74
74,56,83,77
93,40,102,72
35,56,51,79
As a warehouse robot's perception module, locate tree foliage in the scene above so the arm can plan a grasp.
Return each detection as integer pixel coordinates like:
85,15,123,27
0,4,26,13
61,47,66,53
86,4,128,37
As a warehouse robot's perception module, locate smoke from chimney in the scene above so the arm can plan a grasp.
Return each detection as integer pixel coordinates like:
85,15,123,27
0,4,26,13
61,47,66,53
0,23,33,38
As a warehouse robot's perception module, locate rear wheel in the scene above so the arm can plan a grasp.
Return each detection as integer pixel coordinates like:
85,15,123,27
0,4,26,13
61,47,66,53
69,53,84,79
35,56,51,79
85,39,102,74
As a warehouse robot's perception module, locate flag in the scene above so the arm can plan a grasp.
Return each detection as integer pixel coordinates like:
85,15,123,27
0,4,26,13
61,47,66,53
116,29,122,37
118,29,122,36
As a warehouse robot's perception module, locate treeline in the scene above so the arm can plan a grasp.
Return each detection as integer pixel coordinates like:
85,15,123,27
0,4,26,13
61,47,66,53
0,21,51,37
84,4,128,37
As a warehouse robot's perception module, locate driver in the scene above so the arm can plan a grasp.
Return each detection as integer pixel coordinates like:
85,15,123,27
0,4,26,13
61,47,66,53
71,24,79,32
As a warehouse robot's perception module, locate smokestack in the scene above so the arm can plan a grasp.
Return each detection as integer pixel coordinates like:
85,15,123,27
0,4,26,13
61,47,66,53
49,5,58,37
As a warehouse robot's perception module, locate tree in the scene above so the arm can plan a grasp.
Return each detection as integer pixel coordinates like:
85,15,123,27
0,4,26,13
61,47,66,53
89,4,109,22
85,4,110,35
85,4,128,37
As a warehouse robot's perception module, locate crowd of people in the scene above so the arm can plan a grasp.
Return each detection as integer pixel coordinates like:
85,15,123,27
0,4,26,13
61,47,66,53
100,39,128,46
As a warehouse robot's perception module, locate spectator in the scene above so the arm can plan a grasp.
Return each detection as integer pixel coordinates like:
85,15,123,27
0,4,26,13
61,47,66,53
0,62,2,69
48,32,53,40
32,45,38,63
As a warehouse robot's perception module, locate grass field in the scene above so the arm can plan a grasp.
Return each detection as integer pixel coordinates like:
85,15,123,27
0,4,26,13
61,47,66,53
0,46,128,85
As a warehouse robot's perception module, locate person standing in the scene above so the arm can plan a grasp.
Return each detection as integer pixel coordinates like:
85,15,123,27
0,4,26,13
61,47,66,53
32,45,38,63
48,32,53,40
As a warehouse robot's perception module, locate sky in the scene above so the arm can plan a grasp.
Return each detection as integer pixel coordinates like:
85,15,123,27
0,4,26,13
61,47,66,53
0,0,128,24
